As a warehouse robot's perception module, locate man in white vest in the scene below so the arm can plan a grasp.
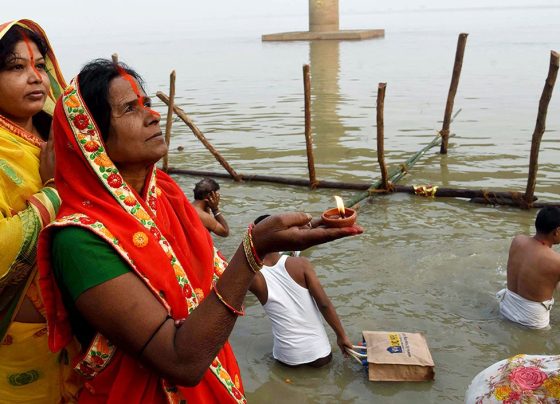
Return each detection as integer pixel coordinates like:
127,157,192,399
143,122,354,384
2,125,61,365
249,215,353,367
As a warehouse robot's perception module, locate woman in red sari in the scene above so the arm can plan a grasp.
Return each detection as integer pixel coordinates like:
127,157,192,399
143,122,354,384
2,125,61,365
38,59,361,403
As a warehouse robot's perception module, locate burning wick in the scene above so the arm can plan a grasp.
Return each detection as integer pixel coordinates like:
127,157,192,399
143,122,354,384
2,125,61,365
334,195,346,219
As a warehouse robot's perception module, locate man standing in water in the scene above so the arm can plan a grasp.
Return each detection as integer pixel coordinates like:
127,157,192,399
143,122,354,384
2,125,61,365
249,215,353,367
192,178,229,237
497,207,560,329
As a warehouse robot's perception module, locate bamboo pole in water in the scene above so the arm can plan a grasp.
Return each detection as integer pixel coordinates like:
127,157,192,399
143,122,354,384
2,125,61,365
346,133,448,208
440,33,468,154
156,91,243,182
523,50,560,207
303,64,319,188
162,70,176,173
376,83,389,189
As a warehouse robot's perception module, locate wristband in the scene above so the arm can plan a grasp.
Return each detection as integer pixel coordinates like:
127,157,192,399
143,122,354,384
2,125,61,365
214,211,222,217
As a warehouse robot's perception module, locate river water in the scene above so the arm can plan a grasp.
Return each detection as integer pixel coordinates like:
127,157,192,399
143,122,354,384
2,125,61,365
39,2,560,402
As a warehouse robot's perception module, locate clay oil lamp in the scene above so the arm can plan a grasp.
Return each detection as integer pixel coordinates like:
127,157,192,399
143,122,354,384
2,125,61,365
321,196,357,228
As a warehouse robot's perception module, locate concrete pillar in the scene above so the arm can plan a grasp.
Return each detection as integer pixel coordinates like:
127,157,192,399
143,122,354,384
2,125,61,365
309,0,339,32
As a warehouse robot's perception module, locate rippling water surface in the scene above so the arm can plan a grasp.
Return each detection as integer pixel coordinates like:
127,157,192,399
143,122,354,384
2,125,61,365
56,3,560,402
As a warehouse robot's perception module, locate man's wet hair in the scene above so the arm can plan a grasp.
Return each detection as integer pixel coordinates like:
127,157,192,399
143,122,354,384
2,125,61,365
193,177,220,200
0,25,48,70
254,214,271,225
535,207,560,234
78,58,146,141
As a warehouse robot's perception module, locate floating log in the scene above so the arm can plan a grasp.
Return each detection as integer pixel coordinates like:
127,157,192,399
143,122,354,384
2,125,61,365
303,64,318,189
162,70,176,173
389,185,536,202
523,50,559,207
470,197,555,208
111,53,119,64
157,92,243,182
166,168,371,190
376,83,389,189
440,33,468,154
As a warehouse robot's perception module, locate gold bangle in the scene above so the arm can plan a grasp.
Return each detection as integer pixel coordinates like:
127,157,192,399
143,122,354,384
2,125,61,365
213,284,245,316
43,178,55,188
242,228,263,273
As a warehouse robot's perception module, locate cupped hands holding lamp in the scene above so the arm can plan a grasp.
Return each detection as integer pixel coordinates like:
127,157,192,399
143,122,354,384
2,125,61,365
37,59,363,403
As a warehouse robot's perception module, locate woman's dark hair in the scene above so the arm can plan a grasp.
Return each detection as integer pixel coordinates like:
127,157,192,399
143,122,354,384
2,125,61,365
193,177,220,200
78,59,146,141
535,207,560,234
0,25,48,70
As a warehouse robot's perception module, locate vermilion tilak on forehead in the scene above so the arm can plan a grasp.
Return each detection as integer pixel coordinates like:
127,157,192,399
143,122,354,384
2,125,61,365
116,65,161,119
20,31,42,81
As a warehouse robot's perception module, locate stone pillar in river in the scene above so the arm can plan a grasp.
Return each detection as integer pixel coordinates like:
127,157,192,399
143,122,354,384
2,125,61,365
309,0,339,32
262,0,383,41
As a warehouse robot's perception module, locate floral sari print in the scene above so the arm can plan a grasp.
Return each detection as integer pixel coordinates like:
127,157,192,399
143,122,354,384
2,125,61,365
465,354,560,403
38,77,245,403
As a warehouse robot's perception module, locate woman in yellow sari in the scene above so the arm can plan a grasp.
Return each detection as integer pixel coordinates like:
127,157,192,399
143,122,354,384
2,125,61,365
0,19,79,402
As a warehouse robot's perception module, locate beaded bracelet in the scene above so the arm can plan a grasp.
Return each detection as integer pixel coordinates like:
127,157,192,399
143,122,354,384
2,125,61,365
43,178,56,188
213,284,245,316
243,226,263,273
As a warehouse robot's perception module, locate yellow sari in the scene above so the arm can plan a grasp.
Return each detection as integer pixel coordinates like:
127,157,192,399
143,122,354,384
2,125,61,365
0,19,79,403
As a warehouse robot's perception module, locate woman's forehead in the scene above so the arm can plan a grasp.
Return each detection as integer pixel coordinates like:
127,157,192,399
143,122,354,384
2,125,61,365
109,76,146,101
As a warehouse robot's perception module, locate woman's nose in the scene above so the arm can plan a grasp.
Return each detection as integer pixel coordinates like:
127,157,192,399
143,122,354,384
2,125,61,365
27,66,43,84
145,107,161,125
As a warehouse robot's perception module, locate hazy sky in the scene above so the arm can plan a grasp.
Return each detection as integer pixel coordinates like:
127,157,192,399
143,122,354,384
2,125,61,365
4,0,559,39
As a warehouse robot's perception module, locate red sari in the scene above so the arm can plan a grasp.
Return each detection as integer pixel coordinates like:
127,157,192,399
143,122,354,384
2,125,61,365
38,78,245,403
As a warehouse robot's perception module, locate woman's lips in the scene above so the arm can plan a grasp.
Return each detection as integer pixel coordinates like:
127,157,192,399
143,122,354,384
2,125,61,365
146,132,163,141
26,90,45,101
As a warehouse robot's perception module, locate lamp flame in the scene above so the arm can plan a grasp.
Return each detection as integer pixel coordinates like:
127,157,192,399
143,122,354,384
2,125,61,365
334,195,345,218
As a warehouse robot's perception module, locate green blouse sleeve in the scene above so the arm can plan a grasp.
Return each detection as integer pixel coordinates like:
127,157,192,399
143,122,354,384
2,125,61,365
52,226,130,301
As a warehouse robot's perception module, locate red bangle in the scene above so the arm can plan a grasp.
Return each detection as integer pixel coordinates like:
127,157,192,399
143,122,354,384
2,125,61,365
213,284,245,316
247,224,263,266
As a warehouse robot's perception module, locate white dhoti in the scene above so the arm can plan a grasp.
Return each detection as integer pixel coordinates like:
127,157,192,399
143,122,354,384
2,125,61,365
496,288,553,329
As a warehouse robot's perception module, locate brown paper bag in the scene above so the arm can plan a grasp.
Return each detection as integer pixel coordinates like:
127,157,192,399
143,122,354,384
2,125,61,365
362,331,435,382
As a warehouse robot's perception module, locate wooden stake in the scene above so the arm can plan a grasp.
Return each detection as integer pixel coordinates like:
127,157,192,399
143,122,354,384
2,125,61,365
111,53,119,64
524,50,560,207
303,64,318,189
156,92,242,182
440,33,468,154
162,70,176,173
376,83,389,189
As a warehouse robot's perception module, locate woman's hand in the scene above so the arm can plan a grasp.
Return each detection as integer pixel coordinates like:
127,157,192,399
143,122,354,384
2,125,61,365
251,212,362,257
39,130,56,185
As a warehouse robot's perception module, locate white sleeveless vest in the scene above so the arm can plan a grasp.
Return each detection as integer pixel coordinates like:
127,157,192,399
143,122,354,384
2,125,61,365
260,255,331,365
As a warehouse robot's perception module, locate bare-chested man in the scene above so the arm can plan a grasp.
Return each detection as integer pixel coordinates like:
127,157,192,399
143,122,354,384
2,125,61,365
192,178,229,237
497,207,560,328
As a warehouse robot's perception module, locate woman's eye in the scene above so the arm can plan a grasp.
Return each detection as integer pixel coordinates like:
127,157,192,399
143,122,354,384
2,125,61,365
35,63,47,70
9,64,24,71
125,105,135,113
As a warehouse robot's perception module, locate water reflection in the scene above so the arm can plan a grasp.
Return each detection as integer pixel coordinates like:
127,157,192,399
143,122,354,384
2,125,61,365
309,40,347,165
